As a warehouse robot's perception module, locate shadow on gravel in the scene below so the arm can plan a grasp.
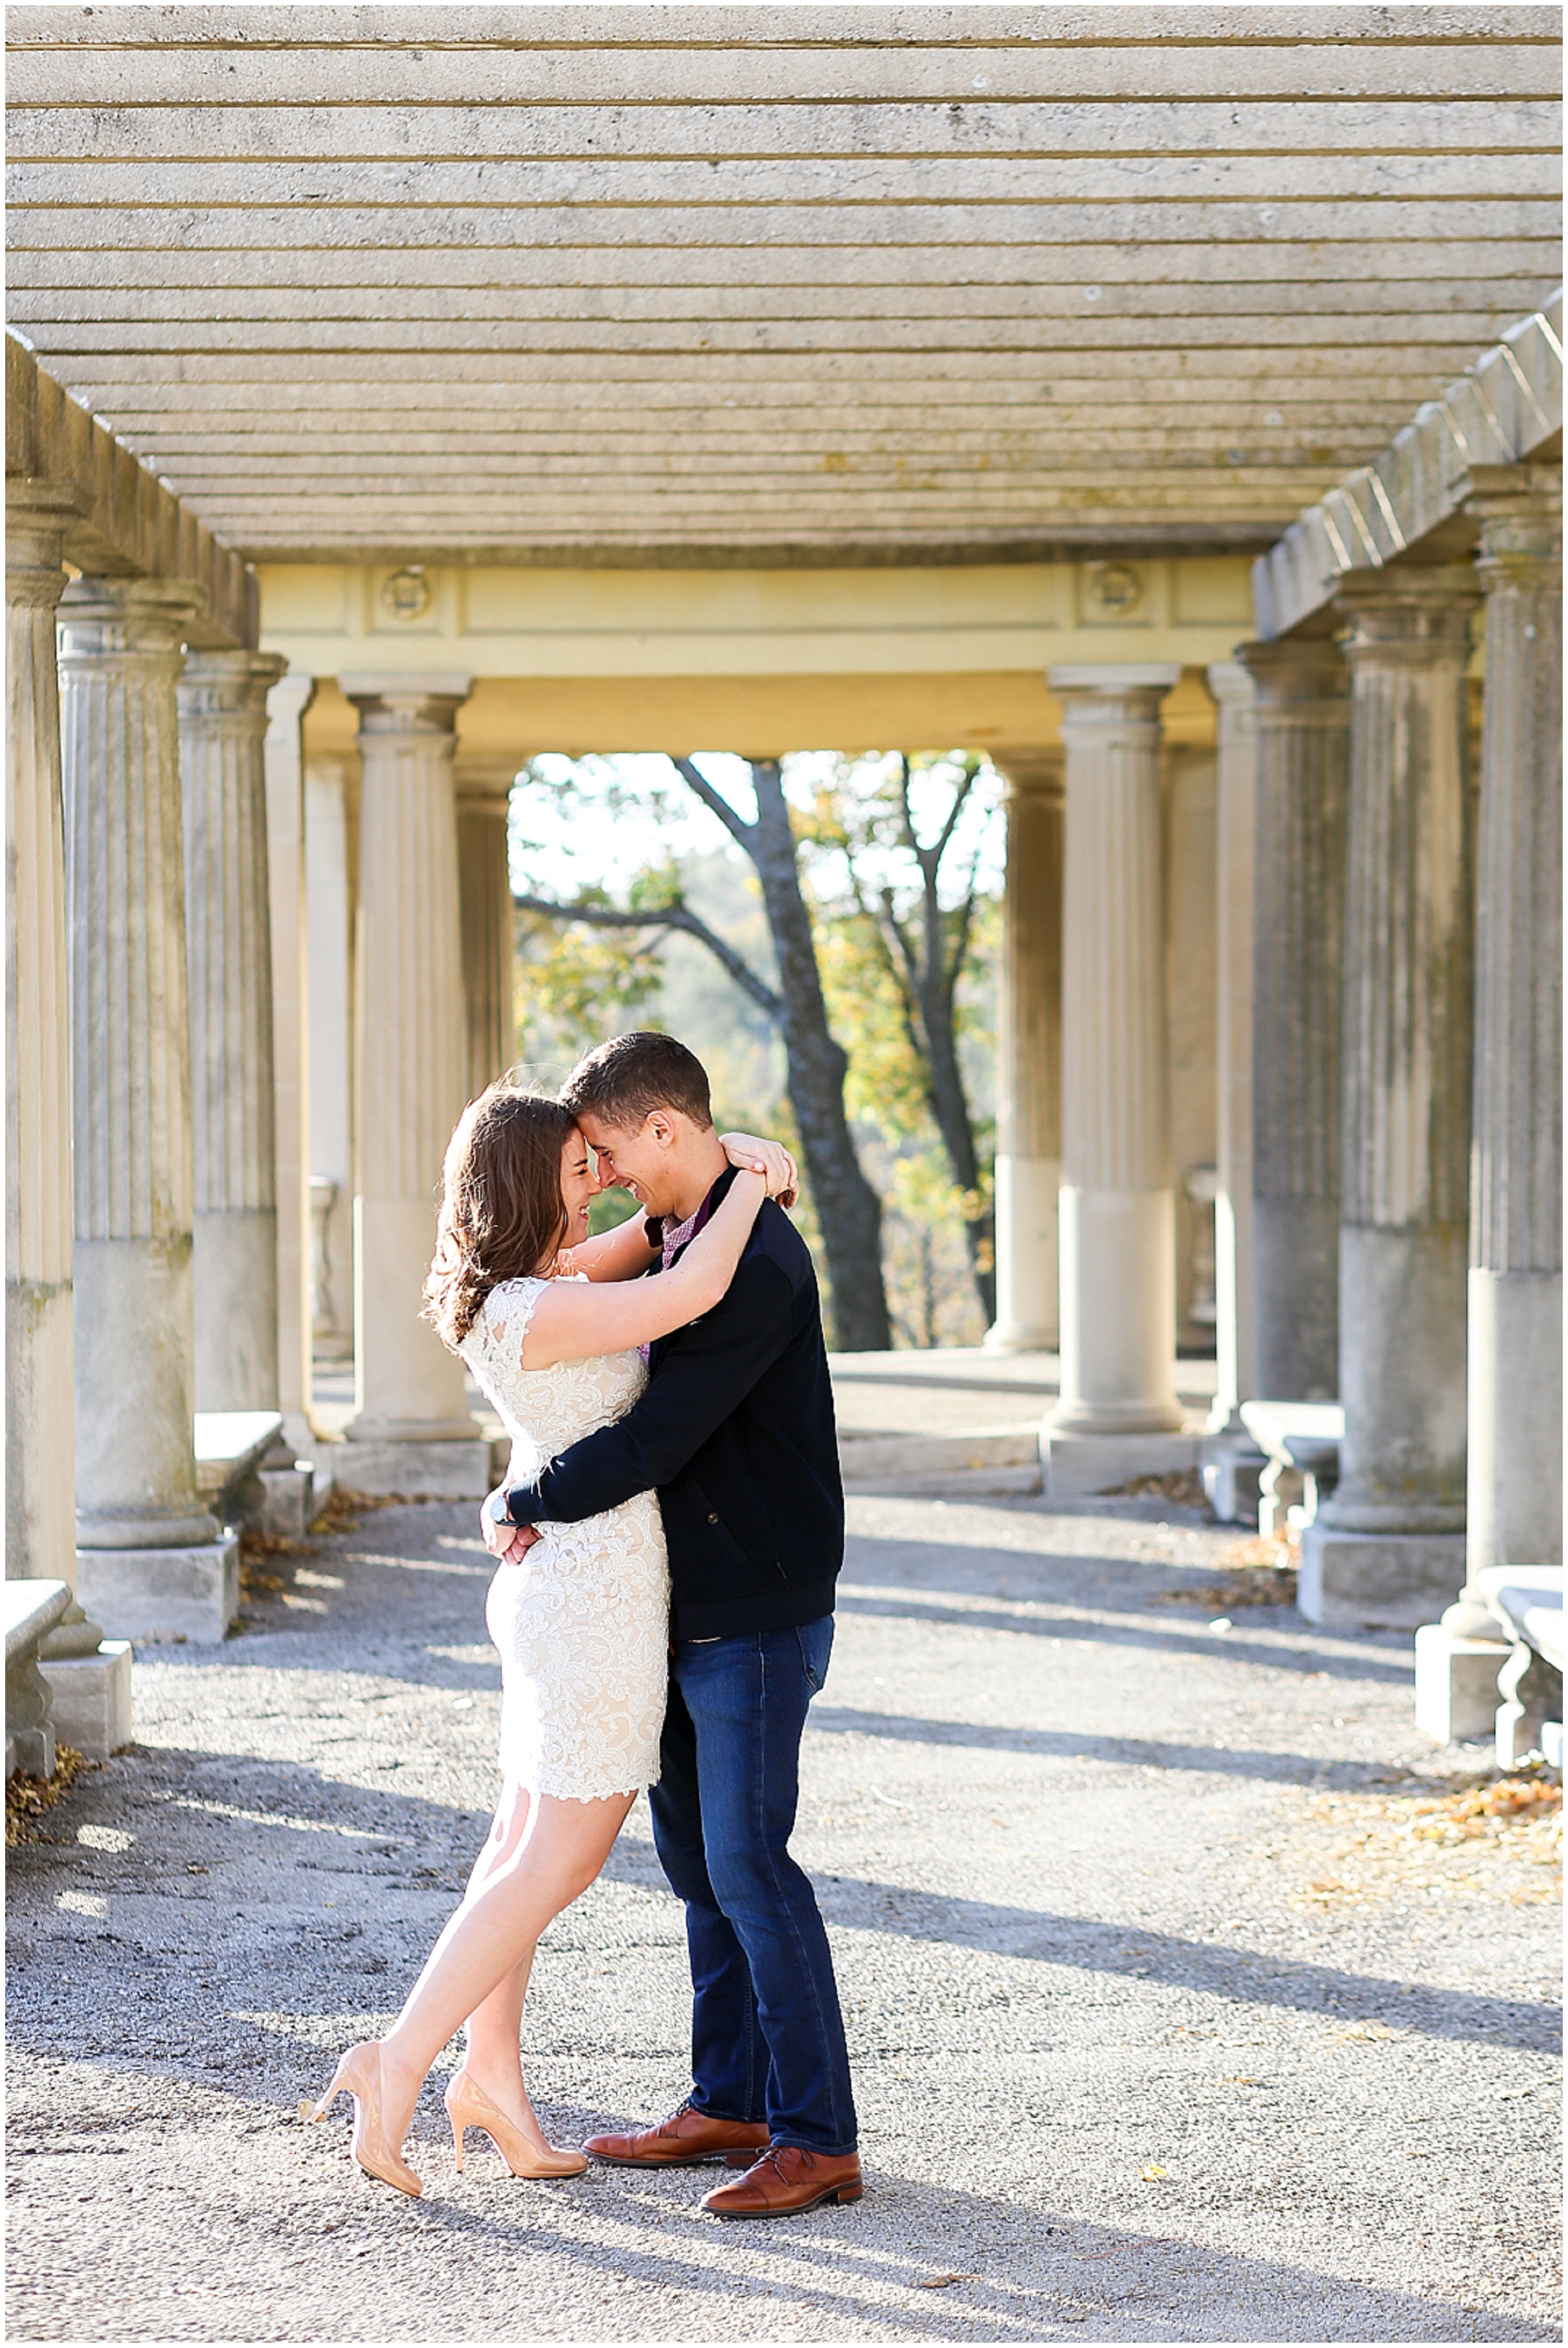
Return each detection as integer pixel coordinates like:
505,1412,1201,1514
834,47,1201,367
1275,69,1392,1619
797,1871,1562,2056
836,1565,1410,1684
284,2159,1549,2345
806,1705,1407,1791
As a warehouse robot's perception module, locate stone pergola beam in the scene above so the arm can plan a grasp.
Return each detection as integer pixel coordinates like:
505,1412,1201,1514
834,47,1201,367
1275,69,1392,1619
9,9,1557,568
4,335,256,650
1252,292,1563,640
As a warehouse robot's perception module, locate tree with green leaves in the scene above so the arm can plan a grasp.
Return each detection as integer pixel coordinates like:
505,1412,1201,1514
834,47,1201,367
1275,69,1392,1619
514,755,892,1353
805,752,999,1326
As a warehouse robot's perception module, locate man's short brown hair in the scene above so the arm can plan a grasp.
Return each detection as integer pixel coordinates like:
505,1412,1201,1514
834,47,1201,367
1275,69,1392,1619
559,1031,713,1132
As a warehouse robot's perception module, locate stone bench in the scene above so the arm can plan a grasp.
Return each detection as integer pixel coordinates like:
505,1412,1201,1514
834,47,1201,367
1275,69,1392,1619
1477,1567,1563,1769
1238,1400,1343,1537
5,1579,72,1778
194,1408,314,1537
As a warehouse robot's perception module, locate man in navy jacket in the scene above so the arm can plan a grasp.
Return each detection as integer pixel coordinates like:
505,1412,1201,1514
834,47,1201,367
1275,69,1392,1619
481,1032,860,2218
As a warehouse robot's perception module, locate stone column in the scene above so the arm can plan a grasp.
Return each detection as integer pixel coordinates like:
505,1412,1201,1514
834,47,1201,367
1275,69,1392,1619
7,486,81,1589
305,754,356,1359
178,650,287,1411
1304,567,1479,1630
1198,662,1266,1519
1416,466,1562,1741
984,749,1062,1353
1238,635,1351,1408
1043,665,1188,1495
263,673,316,1455
58,578,237,1645
454,755,518,1099
340,675,490,1495
6,492,132,1752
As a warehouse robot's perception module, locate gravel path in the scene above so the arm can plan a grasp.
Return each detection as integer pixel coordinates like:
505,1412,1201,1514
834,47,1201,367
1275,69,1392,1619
6,1482,1561,2343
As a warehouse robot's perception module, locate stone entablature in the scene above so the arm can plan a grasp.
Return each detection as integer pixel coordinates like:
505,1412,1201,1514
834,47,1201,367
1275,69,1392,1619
6,333,256,651
1252,292,1562,641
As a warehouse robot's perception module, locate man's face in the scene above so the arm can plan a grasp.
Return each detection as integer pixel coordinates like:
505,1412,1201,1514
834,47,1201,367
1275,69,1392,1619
574,1108,681,1218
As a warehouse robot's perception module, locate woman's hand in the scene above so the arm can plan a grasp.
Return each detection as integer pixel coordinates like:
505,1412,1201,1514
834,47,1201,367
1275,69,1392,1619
721,1131,798,1208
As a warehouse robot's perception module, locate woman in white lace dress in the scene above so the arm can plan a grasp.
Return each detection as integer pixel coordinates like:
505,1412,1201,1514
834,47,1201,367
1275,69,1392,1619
310,1085,792,2196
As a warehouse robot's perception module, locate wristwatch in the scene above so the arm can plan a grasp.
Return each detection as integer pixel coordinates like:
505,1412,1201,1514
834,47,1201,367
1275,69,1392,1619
487,1487,519,1528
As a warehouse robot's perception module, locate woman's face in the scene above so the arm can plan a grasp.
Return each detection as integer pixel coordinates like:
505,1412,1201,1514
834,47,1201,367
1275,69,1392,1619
557,1125,604,1250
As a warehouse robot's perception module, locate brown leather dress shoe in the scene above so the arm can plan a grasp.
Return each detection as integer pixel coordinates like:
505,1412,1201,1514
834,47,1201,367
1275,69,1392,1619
584,2100,770,2167
701,2142,863,2218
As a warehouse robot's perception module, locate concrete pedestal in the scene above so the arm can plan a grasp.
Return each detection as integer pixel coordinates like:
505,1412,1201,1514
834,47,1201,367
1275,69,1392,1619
332,1437,499,1501
39,1640,133,1759
1200,1434,1266,1525
76,1530,240,1647
1299,1525,1467,1633
1043,1427,1197,1500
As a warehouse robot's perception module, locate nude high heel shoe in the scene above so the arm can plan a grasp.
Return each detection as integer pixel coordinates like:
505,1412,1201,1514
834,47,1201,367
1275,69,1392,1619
309,2041,423,2197
445,2068,588,2179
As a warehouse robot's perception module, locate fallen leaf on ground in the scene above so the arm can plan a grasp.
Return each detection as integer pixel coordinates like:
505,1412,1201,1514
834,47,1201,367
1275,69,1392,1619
1331,2021,1401,2041
1139,2164,1169,2181
916,2273,970,2288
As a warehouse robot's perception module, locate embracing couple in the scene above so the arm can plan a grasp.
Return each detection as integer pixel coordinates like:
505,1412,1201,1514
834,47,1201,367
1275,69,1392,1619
310,1030,860,2219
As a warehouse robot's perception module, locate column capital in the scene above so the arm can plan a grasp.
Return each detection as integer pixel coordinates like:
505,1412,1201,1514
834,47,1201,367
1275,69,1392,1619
265,669,316,741
57,573,205,661
1333,563,1480,666
178,647,288,725
339,672,472,734
990,746,1063,803
1205,659,1256,711
1462,462,1563,580
453,753,522,809
1049,661,1180,700
7,480,86,593
1235,635,1350,704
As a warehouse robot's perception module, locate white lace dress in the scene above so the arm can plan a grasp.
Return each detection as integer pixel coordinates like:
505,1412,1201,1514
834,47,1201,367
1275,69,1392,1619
458,1275,670,1801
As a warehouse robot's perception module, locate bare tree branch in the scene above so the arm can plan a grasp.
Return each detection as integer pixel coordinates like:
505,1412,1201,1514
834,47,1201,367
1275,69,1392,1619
668,754,757,845
514,891,783,1022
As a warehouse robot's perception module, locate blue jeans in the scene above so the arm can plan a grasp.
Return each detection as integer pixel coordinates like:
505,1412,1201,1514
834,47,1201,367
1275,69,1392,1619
650,1617,857,2156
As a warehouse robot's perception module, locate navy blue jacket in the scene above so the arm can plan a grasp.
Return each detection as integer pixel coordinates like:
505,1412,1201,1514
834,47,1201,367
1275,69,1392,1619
502,1169,845,1640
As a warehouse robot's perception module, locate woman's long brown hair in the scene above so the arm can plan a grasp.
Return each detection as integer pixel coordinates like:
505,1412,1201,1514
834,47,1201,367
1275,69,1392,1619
423,1084,580,1351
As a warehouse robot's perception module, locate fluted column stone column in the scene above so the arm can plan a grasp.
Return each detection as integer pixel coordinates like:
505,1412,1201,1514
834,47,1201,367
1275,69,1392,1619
263,673,316,1453
341,674,490,1494
1236,636,1350,1407
454,756,518,1100
1198,661,1267,1518
178,649,287,1412
1305,567,1479,1630
1043,665,1189,1493
7,487,82,1590
1416,467,1563,1741
985,749,1062,1354
305,754,356,1359
58,577,237,1644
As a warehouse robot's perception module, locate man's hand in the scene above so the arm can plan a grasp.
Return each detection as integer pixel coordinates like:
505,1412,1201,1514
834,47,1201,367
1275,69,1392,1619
480,1491,543,1564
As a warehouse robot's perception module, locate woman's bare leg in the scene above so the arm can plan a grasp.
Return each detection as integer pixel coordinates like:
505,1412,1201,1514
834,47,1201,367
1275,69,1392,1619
374,1785,634,2151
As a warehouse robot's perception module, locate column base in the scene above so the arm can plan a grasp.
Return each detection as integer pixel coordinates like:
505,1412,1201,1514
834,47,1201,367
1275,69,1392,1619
333,1436,501,1501
1298,1524,1466,1631
1042,1427,1197,1500
984,1320,1058,1355
38,1641,134,1761
1412,1620,1509,1745
1198,1431,1267,1525
75,1529,240,1646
